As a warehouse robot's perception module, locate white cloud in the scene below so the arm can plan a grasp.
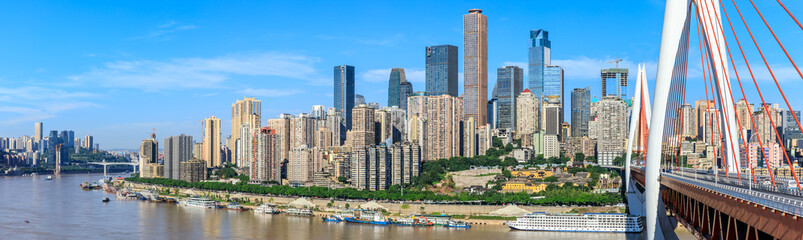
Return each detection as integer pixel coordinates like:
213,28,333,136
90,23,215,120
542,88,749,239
361,68,425,83
69,52,329,91
0,87,98,125
238,88,303,97
131,21,197,41
316,34,405,46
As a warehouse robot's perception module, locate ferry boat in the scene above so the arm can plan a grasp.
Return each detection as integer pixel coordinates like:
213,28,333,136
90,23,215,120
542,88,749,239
80,182,101,190
179,197,216,209
344,210,391,225
322,214,343,222
444,220,471,228
254,204,281,214
44,175,52,181
285,208,314,216
506,212,644,233
393,215,433,227
226,203,246,211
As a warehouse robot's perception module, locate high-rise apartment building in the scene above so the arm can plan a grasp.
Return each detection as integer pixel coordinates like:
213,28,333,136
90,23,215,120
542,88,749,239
425,95,463,161
425,45,458,97
81,135,94,150
254,127,282,182
290,114,316,152
163,134,193,180
387,68,406,108
594,96,628,165
347,105,376,148
601,68,629,99
334,65,356,130
180,158,207,182
34,122,43,142
230,97,261,164
268,115,292,162
736,99,754,133
542,102,561,138
678,104,696,138
139,133,159,178
203,116,222,168
463,9,488,126
516,89,540,138
528,29,550,96
571,87,591,137
288,145,319,185
326,108,344,147
493,66,524,130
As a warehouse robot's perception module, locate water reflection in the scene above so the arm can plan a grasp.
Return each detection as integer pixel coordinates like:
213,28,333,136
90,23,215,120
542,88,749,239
1,174,651,240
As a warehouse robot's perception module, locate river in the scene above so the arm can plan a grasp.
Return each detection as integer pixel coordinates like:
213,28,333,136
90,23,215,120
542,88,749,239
0,173,656,239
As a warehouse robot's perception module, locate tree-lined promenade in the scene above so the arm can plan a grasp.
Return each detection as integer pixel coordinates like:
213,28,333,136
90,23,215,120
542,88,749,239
125,176,621,206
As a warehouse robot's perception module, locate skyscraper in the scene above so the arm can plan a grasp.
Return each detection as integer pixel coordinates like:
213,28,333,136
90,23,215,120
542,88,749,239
203,116,222,168
48,130,58,165
544,65,564,121
290,114,316,152
230,97,262,165
542,102,561,138
139,133,159,178
334,65,356,130
594,96,628,165
571,88,591,137
399,81,413,111
81,135,94,150
516,89,540,138
310,105,326,119
463,9,488,126
347,104,375,148
528,29,551,96
254,127,282,182
425,95,463,161
387,68,406,108
425,45,458,97
493,66,524,130
34,122,42,142
164,134,193,180
601,68,629,99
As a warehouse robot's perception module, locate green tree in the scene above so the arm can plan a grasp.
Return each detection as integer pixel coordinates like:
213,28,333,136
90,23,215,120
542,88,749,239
544,176,559,182
337,176,348,183
585,156,597,163
575,153,586,162
502,169,512,178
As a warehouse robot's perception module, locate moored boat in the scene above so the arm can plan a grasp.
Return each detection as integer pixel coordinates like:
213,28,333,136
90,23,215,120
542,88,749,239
254,204,281,214
393,215,433,227
506,212,643,233
285,207,313,216
227,203,246,211
344,210,391,225
322,214,343,222
179,197,216,209
444,220,471,228
80,182,101,190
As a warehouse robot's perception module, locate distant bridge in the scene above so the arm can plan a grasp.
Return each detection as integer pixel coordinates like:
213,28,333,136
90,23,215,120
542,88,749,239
87,160,138,176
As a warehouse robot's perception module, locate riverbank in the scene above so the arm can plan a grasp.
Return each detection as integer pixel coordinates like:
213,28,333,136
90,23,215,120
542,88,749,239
124,181,625,227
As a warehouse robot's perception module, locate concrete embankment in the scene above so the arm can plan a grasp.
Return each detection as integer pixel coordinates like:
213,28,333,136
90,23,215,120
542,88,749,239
125,181,622,227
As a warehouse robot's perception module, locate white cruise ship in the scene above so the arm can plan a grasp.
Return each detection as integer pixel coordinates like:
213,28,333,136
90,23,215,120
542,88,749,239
255,204,281,214
179,197,216,209
507,212,643,233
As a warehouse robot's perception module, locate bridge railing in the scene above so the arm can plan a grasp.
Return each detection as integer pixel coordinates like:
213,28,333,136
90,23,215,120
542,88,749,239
671,167,803,198
664,171,803,217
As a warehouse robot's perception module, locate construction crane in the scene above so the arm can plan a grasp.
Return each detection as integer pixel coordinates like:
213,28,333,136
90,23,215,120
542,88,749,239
606,57,624,68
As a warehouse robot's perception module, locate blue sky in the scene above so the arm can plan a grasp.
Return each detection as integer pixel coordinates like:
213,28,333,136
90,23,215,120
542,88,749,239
0,0,801,149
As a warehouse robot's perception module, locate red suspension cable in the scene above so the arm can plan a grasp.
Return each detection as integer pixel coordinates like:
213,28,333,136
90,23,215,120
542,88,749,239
776,0,803,31
699,0,742,180
720,0,776,186
730,0,800,189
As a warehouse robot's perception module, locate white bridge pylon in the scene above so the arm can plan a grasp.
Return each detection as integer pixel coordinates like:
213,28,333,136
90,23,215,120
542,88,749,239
625,63,650,194
646,0,741,239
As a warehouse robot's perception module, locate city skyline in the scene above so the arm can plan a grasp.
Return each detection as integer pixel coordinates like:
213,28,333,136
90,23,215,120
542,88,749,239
1,1,801,149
